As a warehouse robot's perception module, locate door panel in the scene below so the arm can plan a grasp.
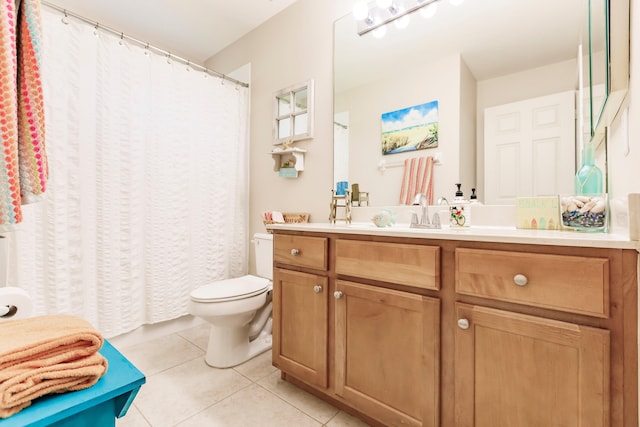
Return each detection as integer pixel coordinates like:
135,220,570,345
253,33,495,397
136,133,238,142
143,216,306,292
455,303,610,427
484,91,575,204
335,280,440,427
272,268,328,388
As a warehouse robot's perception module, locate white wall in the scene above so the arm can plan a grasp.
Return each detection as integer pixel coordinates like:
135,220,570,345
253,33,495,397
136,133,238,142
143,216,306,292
206,0,358,273
459,58,478,197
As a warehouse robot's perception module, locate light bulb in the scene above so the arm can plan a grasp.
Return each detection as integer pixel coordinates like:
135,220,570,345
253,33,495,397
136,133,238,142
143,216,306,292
377,0,392,9
372,24,387,39
449,0,464,5
420,2,438,18
352,1,369,20
394,14,410,29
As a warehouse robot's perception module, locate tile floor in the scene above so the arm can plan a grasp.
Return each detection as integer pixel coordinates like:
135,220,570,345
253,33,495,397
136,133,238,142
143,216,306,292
114,323,371,427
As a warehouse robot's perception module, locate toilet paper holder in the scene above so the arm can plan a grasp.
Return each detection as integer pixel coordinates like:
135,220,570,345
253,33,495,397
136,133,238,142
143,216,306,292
0,287,33,320
1,304,17,318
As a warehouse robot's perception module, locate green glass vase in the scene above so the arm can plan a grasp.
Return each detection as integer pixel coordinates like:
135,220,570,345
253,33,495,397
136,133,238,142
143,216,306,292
574,142,603,196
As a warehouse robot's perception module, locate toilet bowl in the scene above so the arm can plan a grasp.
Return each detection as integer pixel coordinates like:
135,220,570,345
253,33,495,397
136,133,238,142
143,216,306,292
188,233,273,368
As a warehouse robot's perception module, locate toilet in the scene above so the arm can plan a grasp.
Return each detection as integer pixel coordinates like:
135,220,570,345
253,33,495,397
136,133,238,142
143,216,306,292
188,233,274,368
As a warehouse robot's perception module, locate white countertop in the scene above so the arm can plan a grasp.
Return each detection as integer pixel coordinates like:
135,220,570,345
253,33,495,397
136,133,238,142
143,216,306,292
267,222,640,250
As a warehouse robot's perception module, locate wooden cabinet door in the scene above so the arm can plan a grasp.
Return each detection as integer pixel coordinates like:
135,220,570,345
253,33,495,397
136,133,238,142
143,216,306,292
455,303,610,427
272,268,328,388
334,279,440,427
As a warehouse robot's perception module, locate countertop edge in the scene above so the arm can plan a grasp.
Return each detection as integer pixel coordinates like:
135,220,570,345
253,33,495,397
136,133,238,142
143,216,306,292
266,223,640,250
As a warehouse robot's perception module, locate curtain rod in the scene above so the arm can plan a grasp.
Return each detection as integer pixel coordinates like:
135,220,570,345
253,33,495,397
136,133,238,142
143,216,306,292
41,1,249,88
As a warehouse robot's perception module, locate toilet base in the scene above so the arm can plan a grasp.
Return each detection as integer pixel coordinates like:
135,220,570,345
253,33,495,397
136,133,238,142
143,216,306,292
204,323,272,368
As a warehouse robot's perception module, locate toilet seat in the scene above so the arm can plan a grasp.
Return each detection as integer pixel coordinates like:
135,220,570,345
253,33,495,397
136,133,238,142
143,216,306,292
190,275,270,303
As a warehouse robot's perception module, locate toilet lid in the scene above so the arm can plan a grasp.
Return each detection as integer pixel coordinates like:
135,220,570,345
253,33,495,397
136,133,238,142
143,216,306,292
190,275,270,303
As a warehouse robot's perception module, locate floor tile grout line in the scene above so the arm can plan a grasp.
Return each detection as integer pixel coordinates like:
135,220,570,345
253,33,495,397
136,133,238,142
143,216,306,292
176,331,208,352
119,333,206,379
138,351,206,380
254,380,335,425
169,381,257,427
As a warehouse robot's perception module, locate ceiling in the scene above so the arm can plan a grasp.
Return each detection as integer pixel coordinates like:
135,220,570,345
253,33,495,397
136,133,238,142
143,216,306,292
42,0,300,64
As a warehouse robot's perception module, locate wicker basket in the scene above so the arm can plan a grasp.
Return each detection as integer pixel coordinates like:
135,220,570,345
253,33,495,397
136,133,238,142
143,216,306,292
263,212,310,230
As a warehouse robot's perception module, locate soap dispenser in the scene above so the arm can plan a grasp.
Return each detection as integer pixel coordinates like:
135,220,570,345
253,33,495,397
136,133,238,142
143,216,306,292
450,183,471,227
470,188,481,204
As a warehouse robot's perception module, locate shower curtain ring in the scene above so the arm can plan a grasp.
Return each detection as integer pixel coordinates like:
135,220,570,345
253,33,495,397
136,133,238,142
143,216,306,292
221,76,225,85
203,68,209,79
186,60,191,71
119,32,125,46
61,10,69,25
167,52,172,64
93,23,100,37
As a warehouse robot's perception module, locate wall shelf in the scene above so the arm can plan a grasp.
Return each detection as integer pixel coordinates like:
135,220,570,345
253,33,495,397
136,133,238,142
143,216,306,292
269,148,307,174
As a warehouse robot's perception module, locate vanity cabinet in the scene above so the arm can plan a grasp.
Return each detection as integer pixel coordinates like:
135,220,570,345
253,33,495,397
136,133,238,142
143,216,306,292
272,233,441,427
272,234,329,388
272,268,328,388
454,303,609,427
334,279,440,427
270,230,637,427
335,239,440,290
453,246,630,427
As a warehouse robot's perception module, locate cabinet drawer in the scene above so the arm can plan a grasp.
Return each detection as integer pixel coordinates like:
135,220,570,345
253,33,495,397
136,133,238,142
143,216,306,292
335,240,440,290
455,248,609,317
274,235,328,270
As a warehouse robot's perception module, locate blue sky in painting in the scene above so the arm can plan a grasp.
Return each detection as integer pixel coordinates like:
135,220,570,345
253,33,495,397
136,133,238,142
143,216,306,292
381,100,438,133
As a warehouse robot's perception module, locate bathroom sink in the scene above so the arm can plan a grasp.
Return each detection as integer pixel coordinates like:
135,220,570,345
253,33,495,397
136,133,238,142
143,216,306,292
331,222,445,232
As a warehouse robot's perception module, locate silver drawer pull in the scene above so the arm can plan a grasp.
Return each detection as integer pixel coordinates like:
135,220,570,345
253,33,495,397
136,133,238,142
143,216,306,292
513,274,528,287
333,291,343,299
457,318,470,330
313,285,323,293
290,248,300,256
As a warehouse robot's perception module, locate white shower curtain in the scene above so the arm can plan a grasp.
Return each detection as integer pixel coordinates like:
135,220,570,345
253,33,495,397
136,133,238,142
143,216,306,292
3,8,250,337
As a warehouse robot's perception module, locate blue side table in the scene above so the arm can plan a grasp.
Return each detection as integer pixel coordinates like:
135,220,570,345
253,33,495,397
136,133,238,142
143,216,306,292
0,340,145,427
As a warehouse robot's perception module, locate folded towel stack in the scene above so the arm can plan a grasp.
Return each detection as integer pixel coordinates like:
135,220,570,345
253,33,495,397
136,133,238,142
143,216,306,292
0,314,108,418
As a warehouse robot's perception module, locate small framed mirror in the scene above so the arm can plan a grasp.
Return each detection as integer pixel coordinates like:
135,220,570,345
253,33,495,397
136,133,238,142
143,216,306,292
273,79,314,145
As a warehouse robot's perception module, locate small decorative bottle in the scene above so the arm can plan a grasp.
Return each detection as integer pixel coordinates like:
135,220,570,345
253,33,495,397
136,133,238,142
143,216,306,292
469,188,481,204
450,183,471,227
574,141,603,195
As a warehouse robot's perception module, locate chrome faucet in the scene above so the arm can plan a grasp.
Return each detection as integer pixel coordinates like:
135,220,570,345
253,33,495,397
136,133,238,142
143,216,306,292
411,193,430,225
410,193,440,229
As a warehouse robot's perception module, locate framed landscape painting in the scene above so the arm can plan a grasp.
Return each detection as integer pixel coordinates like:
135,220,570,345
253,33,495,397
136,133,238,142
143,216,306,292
381,100,438,155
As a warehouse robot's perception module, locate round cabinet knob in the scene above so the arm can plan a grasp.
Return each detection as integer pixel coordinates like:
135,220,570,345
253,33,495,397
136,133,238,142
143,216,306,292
313,285,323,293
333,291,343,299
457,318,470,330
290,248,300,256
513,274,528,287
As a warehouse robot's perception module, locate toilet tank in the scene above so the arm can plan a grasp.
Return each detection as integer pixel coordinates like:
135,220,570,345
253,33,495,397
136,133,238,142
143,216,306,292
253,233,273,280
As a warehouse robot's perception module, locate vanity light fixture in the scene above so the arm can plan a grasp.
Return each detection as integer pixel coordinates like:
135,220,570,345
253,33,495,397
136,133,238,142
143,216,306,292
372,21,388,38
419,2,438,18
354,0,461,37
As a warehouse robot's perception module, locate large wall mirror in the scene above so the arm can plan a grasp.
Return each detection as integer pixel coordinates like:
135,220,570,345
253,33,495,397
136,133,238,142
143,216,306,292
333,0,625,206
